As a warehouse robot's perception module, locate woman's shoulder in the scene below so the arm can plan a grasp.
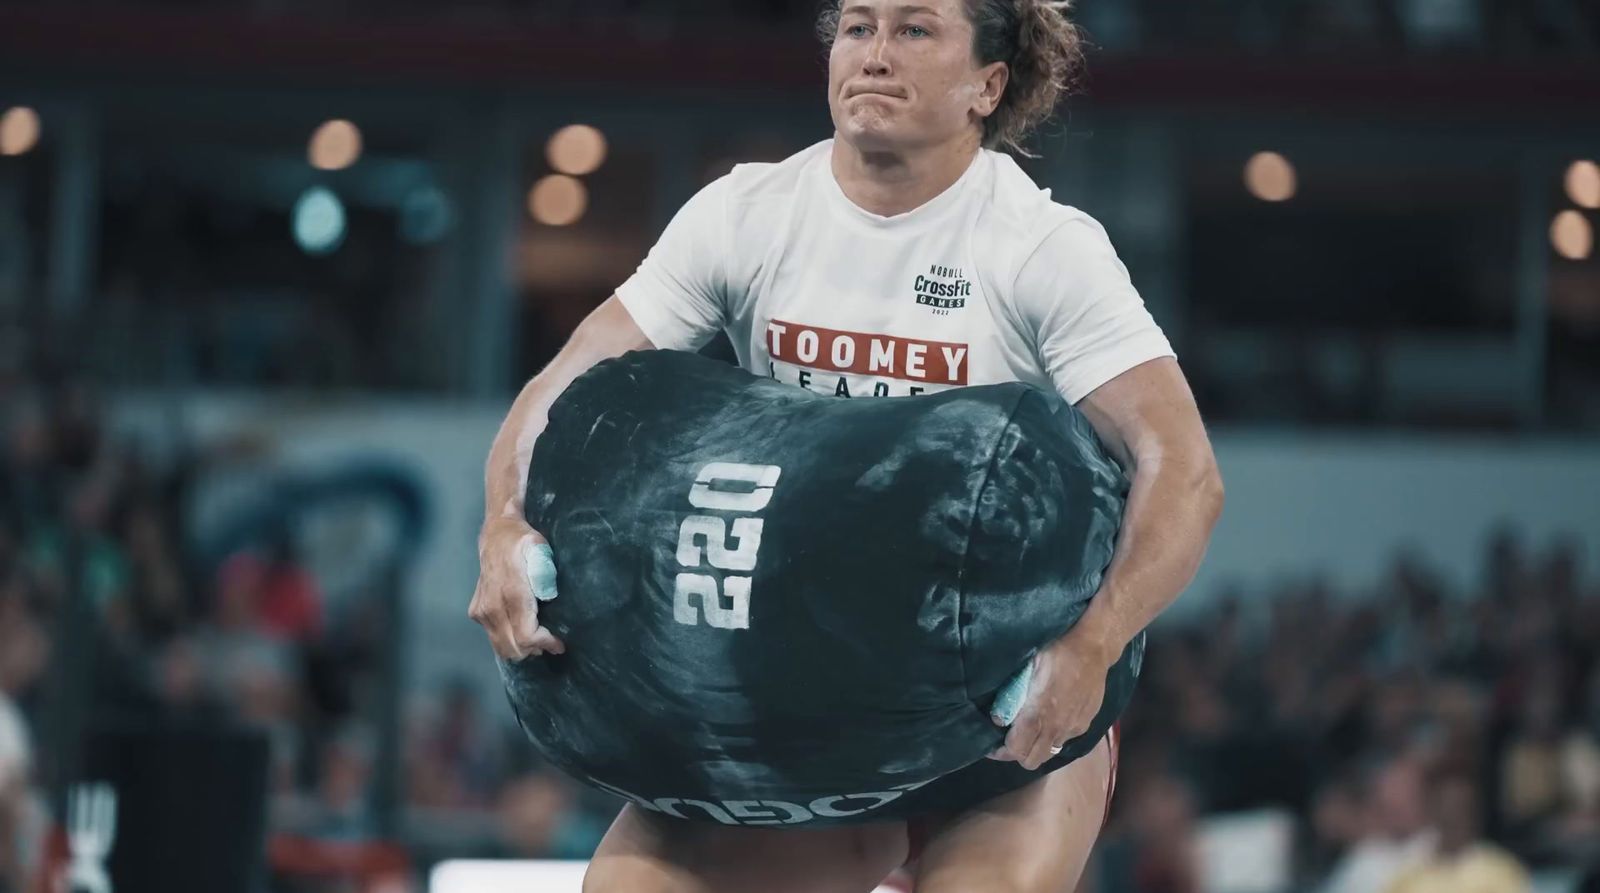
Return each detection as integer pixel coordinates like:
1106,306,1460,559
974,151,1115,291
716,139,832,206
978,149,1100,239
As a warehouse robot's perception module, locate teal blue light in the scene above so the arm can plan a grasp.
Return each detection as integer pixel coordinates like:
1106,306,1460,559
293,186,346,255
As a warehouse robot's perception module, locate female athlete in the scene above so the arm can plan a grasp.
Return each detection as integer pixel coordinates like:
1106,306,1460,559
470,1,1225,890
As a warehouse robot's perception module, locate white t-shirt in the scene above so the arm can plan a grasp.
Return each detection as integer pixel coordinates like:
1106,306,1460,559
616,139,1173,404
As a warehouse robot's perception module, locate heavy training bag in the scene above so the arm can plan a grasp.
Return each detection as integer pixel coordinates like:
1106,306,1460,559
501,349,1144,827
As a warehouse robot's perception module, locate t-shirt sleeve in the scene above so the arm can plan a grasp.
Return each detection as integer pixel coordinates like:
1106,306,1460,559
1013,212,1175,404
615,175,732,351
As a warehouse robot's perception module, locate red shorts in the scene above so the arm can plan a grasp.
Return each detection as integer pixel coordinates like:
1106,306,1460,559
900,723,1121,867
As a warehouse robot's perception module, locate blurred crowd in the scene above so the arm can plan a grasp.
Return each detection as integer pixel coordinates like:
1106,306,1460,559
0,371,608,893
1101,535,1600,893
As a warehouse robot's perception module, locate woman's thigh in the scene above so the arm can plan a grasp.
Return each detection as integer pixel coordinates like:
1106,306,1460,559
583,803,911,893
911,733,1114,893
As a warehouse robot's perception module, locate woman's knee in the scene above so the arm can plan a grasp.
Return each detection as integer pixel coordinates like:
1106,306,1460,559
913,745,1112,893
917,860,1084,893
583,805,694,893
845,821,914,881
582,855,694,893
584,808,909,893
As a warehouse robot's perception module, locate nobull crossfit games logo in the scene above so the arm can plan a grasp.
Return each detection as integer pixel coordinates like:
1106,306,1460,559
586,776,938,827
913,263,970,313
673,462,782,630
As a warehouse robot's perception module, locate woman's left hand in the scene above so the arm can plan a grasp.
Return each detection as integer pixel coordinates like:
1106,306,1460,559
988,629,1115,771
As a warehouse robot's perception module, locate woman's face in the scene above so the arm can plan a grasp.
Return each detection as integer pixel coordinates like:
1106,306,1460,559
828,1,1006,153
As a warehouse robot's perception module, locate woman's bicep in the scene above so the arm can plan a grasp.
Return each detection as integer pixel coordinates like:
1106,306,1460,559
611,174,733,352
565,294,660,360
490,295,657,519
1015,216,1174,405
1075,357,1209,473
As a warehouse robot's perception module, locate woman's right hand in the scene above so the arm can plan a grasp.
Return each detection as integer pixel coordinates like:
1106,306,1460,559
469,516,567,660
472,296,652,661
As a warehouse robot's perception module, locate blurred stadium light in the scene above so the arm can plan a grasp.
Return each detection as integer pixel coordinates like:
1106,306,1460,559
1243,151,1297,203
1568,159,1600,209
0,105,39,157
545,125,608,177
308,119,363,172
527,174,587,227
291,186,347,255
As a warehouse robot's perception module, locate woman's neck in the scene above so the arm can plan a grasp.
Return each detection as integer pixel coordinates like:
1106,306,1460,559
830,134,981,218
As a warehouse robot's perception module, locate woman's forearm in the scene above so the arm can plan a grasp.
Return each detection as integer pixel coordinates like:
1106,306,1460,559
484,373,561,523
483,295,656,526
1068,358,1224,665
1068,450,1224,664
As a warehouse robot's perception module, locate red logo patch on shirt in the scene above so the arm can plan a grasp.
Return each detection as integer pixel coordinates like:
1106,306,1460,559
765,319,969,386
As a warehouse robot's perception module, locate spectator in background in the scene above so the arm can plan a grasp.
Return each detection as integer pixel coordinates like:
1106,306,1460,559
1534,659,1600,865
149,634,223,719
1498,676,1574,844
315,727,376,840
1386,770,1529,893
1311,770,1370,879
2,383,129,624
110,502,189,648
1113,774,1203,893
0,576,48,708
406,680,505,811
274,724,377,842
214,531,323,644
1420,678,1488,780
1,397,63,563
47,380,104,478
58,478,130,616
1321,756,1436,893
495,771,608,861
191,545,305,794
200,548,298,709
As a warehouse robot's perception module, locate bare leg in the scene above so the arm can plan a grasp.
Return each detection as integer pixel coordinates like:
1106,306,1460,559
912,735,1113,893
583,803,911,893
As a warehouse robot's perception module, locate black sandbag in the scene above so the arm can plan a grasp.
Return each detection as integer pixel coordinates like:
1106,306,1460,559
501,349,1142,827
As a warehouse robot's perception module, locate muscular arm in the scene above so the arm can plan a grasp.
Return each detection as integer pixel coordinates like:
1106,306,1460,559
1067,356,1224,665
472,295,655,660
483,295,656,524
